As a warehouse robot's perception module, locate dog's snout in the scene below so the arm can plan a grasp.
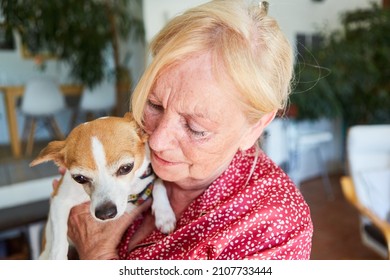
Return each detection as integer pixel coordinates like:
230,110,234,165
95,202,118,220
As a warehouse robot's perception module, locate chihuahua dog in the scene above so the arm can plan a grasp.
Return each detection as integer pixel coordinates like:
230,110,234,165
30,113,176,259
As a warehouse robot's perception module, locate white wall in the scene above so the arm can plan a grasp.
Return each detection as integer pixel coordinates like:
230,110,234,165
269,0,379,45
143,0,380,46
143,0,208,44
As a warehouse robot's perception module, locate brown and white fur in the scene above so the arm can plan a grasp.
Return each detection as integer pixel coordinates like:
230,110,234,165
30,113,176,260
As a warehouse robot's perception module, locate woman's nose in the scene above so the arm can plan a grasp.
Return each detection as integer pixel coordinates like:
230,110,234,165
147,114,177,152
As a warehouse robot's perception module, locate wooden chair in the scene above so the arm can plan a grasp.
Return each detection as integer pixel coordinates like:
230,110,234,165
69,79,116,129
341,124,390,259
21,76,65,156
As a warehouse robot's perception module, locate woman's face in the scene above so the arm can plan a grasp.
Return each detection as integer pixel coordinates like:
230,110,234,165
143,52,257,189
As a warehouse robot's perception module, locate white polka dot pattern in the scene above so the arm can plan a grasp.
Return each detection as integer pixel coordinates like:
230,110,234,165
117,147,313,259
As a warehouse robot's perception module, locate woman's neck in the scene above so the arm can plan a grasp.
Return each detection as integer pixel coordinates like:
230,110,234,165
163,181,209,218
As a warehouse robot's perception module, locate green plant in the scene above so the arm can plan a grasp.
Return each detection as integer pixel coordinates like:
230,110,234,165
290,3,390,127
0,0,144,89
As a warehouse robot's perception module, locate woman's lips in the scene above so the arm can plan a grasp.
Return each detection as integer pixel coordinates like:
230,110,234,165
152,152,181,166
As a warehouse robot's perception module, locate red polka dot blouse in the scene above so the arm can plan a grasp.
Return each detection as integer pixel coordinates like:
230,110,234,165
117,146,313,260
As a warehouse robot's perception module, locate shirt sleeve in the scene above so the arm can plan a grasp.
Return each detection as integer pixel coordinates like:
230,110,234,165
216,194,313,260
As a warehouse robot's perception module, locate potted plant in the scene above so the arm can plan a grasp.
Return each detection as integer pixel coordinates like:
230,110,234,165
290,3,390,128
0,0,145,116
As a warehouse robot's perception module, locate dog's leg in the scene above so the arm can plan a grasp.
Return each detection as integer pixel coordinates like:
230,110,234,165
40,172,89,259
38,218,52,259
151,179,176,234
39,202,71,259
45,199,74,259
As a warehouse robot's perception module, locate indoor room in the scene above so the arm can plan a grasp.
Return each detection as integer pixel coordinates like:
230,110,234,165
0,0,389,261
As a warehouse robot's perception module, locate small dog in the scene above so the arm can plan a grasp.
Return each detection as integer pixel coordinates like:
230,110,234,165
30,113,176,259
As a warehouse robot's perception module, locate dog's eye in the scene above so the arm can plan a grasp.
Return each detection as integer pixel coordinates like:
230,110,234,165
116,163,134,176
72,175,90,184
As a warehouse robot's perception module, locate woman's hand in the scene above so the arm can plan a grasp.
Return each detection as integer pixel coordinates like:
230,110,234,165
52,166,66,192
67,199,152,260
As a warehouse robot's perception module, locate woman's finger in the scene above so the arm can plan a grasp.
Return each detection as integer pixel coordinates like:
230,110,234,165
58,166,66,175
52,166,66,192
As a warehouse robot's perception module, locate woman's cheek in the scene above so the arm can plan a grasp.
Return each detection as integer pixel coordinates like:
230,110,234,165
143,111,160,134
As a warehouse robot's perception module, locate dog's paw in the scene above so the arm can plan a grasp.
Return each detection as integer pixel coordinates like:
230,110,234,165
153,205,176,234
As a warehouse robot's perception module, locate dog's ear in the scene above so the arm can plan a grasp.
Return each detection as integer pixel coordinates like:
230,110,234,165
30,140,66,167
123,112,134,121
136,126,149,143
124,112,148,143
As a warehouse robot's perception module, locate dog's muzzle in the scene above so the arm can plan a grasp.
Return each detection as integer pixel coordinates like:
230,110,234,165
95,201,118,220
94,165,155,220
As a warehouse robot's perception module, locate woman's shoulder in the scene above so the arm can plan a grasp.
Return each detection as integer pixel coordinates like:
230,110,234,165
209,146,308,212
243,149,311,223
249,149,298,194
241,148,296,192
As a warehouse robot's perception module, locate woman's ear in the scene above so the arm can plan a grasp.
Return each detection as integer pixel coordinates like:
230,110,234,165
239,110,277,151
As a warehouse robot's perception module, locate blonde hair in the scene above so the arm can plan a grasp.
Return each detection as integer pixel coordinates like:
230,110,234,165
131,0,293,126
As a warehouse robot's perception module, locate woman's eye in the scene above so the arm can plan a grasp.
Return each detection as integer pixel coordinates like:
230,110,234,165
147,99,163,111
116,163,134,176
185,123,207,138
72,175,90,184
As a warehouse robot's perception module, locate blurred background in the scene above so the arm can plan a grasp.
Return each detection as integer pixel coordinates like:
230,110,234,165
0,0,389,260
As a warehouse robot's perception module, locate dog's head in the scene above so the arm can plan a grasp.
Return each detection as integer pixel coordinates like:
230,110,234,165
30,112,151,221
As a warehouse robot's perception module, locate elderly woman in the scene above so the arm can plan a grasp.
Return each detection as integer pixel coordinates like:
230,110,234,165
67,0,313,260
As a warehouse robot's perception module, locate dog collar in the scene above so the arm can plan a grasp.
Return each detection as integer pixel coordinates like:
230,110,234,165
128,181,153,206
128,164,154,206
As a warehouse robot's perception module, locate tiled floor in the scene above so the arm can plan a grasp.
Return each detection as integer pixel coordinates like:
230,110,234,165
0,142,385,260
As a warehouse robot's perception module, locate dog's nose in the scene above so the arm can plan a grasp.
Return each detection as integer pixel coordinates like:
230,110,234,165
95,202,118,220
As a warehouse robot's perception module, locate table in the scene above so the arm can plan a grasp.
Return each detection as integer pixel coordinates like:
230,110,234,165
0,199,49,232
0,84,83,158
